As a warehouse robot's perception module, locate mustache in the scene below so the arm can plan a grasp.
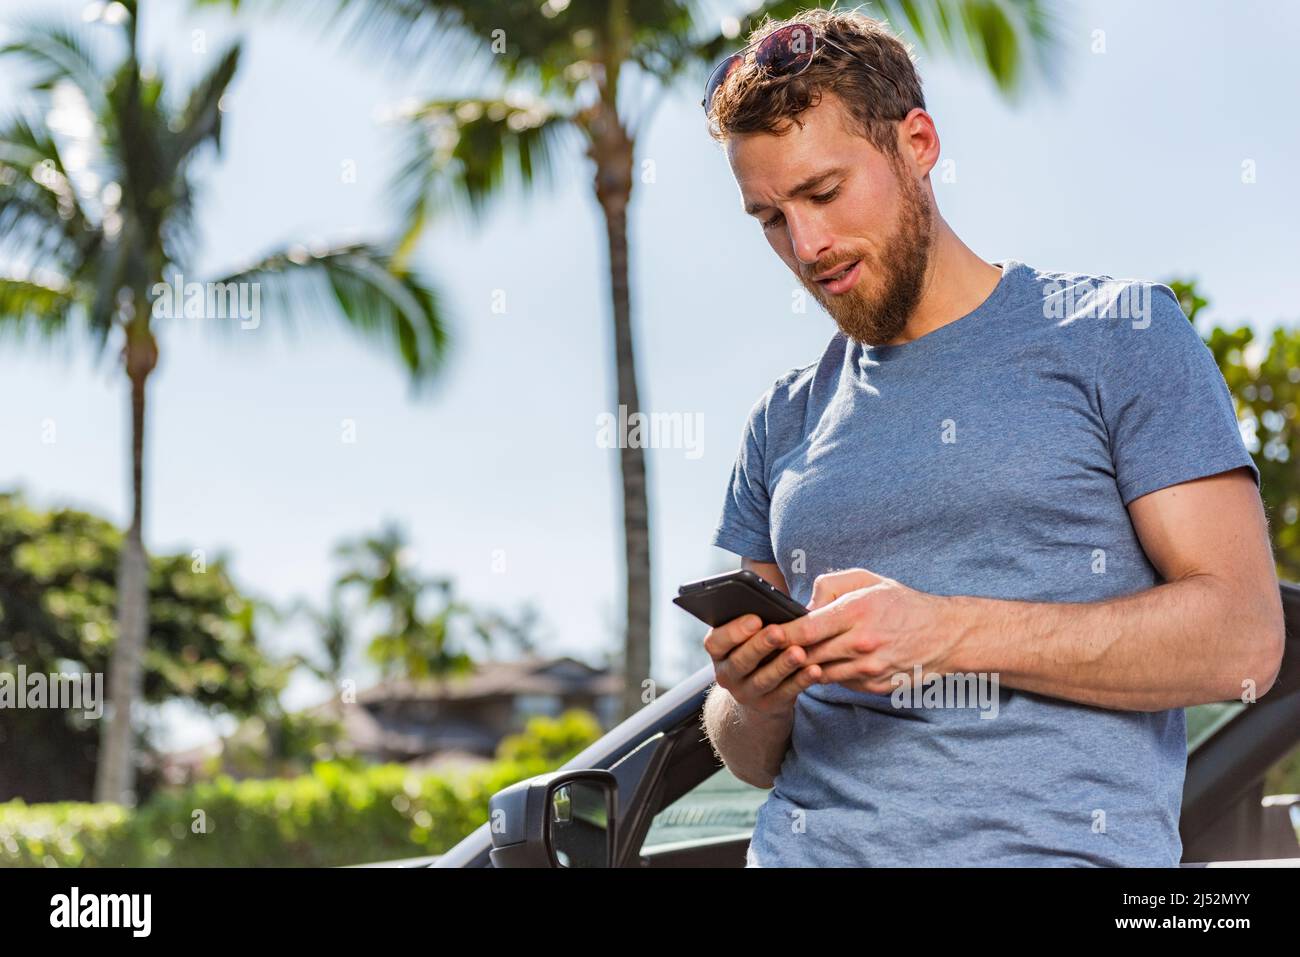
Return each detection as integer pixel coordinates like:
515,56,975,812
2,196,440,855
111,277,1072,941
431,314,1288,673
805,253,868,284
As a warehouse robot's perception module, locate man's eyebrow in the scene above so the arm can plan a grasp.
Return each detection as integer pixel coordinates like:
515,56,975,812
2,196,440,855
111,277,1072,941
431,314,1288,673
743,166,848,215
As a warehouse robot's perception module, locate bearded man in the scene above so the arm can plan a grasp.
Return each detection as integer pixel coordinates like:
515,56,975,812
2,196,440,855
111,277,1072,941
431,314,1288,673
699,7,1282,867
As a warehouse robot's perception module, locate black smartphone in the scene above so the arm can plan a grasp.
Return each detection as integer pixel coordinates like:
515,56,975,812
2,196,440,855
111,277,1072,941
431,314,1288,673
673,568,807,628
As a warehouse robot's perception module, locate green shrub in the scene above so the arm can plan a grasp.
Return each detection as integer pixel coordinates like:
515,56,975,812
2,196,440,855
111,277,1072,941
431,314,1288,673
0,761,500,867
0,710,603,866
0,800,137,867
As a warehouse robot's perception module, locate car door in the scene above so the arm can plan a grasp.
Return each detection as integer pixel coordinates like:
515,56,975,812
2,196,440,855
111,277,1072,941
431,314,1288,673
432,662,718,867
1180,581,1300,863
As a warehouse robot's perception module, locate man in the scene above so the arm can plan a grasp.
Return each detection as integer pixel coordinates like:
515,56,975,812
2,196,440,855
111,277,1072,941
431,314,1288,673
699,8,1284,867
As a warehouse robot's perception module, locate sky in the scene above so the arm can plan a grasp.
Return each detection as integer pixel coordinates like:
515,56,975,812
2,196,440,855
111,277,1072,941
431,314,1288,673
1,0,1297,749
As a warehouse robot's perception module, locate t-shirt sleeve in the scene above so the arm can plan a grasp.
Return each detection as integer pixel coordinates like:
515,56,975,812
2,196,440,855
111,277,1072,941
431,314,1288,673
709,391,777,563
1096,282,1259,506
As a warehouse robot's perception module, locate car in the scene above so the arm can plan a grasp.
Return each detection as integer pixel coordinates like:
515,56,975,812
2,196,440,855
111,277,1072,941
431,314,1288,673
369,582,1300,868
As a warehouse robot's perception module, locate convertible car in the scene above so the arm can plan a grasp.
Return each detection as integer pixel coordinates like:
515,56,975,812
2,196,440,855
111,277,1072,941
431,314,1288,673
373,583,1300,868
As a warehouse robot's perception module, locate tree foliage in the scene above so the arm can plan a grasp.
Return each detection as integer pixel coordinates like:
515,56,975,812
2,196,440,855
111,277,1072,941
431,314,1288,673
0,492,291,802
1167,280,1300,580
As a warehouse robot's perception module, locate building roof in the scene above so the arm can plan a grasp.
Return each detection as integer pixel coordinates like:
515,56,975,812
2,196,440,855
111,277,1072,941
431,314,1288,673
338,703,500,758
158,655,625,776
355,655,622,704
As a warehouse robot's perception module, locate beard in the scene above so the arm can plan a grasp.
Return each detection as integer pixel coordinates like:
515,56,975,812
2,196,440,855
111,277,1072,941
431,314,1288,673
801,166,934,347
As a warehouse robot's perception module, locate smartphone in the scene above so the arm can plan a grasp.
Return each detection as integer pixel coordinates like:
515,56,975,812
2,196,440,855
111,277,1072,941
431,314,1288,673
673,568,808,628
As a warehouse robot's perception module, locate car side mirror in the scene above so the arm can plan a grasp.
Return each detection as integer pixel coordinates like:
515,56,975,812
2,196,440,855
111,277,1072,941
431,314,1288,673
487,769,618,868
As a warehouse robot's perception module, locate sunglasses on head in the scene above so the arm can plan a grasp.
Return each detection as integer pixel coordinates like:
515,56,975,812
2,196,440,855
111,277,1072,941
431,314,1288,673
702,22,904,115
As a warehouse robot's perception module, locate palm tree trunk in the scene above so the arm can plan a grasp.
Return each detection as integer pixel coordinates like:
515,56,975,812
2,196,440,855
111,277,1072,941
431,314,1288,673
591,110,651,723
95,319,156,805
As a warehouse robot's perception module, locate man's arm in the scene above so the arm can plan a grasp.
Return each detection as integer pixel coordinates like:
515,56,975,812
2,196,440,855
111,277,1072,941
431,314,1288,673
702,558,811,788
944,467,1284,708
787,467,1285,710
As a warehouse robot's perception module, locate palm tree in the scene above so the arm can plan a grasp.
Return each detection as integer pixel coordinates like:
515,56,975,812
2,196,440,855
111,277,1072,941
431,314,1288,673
0,1,451,804
291,589,355,693
333,522,480,682
224,0,1062,721
333,522,543,686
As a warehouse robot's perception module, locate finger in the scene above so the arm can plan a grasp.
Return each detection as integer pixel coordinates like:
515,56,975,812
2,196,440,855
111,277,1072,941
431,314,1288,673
844,675,898,695
723,624,792,679
764,661,823,708
798,630,873,667
743,642,809,696
702,614,764,662
777,662,823,703
816,657,895,686
808,568,883,610
774,599,856,647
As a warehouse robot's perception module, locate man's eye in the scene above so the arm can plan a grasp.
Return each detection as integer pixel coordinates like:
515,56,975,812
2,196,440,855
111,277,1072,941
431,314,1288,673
762,187,839,229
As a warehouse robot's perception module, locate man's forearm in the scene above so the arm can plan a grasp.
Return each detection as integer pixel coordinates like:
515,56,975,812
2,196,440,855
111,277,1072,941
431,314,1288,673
702,685,793,788
943,573,1284,711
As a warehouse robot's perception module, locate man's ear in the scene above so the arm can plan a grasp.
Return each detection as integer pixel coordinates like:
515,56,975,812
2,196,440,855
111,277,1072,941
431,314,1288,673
897,109,940,179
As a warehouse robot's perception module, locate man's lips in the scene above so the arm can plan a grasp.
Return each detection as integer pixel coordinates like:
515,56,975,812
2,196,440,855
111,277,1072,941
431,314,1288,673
814,259,862,295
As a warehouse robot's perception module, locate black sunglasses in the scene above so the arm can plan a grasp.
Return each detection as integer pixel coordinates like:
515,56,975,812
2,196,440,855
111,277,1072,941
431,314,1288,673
702,22,904,114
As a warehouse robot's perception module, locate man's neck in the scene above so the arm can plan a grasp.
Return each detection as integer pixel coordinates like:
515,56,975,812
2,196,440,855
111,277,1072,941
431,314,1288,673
886,222,1003,346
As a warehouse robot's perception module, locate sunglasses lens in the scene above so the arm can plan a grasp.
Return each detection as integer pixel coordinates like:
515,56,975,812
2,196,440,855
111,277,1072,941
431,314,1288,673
756,23,815,75
703,53,742,111
703,23,820,113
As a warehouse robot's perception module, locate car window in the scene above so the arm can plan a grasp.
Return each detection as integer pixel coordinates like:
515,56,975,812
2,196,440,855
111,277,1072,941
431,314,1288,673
1186,702,1246,752
640,765,769,851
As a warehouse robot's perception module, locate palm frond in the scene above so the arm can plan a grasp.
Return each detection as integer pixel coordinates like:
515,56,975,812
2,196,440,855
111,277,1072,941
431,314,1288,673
105,58,172,238
0,268,117,364
391,96,575,260
875,0,1064,95
0,275,78,343
199,0,496,82
0,20,111,110
0,112,134,354
0,173,93,269
0,112,101,272
202,242,451,386
161,42,243,167
168,43,241,165
687,0,1064,100
0,50,164,353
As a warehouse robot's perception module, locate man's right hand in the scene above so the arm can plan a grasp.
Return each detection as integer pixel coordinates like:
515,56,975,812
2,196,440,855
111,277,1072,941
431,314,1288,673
705,614,822,719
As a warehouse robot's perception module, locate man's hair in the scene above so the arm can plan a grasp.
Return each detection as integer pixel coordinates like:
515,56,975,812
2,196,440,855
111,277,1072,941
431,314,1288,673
707,7,925,162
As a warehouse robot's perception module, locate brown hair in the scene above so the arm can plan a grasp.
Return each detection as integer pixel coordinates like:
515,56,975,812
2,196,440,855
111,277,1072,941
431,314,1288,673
707,7,925,162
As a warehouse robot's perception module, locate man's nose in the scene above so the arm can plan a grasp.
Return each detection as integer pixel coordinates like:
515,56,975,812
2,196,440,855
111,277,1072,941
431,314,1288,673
787,211,833,272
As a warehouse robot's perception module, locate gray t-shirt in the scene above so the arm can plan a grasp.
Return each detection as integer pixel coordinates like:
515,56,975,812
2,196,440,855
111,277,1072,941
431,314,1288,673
710,259,1259,867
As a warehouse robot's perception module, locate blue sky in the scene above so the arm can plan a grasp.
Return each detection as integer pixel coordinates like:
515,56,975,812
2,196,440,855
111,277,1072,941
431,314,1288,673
1,0,1297,748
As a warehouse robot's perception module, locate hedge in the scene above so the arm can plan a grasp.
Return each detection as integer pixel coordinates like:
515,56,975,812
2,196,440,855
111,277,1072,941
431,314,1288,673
0,756,558,867
0,709,604,867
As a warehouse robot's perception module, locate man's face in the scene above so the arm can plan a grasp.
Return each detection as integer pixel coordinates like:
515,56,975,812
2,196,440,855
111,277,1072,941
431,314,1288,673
726,90,933,346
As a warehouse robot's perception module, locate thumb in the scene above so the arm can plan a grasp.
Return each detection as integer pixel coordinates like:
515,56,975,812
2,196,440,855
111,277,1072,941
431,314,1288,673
807,567,882,610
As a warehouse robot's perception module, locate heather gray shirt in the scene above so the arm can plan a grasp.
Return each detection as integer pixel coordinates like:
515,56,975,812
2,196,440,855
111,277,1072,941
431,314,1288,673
710,259,1258,867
